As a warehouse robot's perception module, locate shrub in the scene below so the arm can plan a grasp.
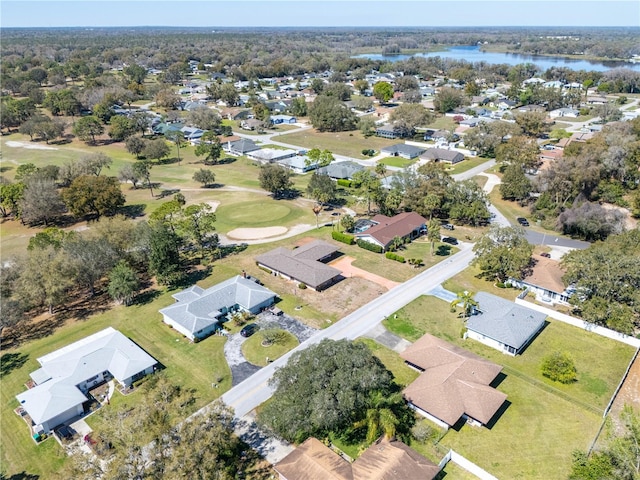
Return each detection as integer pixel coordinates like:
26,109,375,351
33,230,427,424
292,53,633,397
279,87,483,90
385,251,405,263
460,326,467,338
411,420,434,443
258,265,272,274
541,351,577,384
262,329,289,346
356,239,383,253
298,283,307,289
332,231,355,245
337,179,352,188
407,258,423,268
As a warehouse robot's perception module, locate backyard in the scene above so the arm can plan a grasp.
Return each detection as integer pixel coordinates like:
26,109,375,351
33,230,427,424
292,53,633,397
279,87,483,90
380,293,635,479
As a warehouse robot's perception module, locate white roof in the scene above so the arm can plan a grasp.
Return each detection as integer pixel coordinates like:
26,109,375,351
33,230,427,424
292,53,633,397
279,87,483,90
17,328,157,426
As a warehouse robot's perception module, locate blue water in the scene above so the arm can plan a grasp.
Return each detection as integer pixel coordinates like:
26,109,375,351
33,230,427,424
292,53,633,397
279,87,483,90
354,45,640,72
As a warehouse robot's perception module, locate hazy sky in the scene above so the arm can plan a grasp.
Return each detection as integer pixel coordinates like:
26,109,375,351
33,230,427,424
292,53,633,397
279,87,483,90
2,0,640,28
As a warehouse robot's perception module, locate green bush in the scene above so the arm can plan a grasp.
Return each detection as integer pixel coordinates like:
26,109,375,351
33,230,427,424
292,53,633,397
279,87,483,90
257,265,272,274
541,351,577,384
332,231,355,245
337,179,352,188
356,239,383,253
298,283,307,289
385,251,405,263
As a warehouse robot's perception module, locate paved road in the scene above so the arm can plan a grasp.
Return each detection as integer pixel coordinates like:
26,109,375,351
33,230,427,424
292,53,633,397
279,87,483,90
220,242,475,418
452,159,496,181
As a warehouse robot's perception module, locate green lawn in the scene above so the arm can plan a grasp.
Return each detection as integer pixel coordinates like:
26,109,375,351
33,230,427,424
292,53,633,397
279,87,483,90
446,156,493,176
487,189,560,236
276,129,398,159
241,330,299,367
381,293,634,479
427,116,457,131
442,264,522,303
357,339,420,388
378,156,416,168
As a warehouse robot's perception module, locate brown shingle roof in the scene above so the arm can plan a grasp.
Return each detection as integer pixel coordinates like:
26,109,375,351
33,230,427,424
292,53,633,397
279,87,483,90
274,438,353,480
523,255,566,294
255,240,341,290
275,437,440,480
356,212,427,249
401,334,506,426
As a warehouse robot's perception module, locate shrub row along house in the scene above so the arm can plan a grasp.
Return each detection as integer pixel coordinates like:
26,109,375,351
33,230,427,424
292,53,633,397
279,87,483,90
16,328,158,434
256,240,342,291
160,275,277,341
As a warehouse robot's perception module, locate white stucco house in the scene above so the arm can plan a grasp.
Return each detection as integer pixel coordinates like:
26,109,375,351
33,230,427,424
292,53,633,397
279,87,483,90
159,275,277,341
16,327,157,433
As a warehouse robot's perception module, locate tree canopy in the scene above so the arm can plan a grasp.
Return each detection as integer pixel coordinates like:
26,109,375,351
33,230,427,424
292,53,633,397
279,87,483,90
472,225,533,282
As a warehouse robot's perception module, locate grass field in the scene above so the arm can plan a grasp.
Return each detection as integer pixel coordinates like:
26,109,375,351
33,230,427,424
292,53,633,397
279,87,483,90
381,293,635,479
242,330,299,367
378,156,416,168
446,156,493,176
276,129,398,159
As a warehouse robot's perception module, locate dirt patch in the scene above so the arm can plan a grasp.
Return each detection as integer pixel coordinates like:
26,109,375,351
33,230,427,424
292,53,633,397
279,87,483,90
609,351,640,431
227,226,288,240
293,236,319,247
5,141,59,150
329,256,399,291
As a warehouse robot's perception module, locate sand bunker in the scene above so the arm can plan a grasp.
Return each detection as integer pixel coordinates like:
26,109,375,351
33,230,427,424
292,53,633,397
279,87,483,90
227,226,287,240
5,141,58,150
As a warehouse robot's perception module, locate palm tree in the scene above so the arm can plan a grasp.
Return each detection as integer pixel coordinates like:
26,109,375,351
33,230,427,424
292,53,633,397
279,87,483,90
312,203,322,228
354,391,403,443
427,219,441,256
450,291,479,320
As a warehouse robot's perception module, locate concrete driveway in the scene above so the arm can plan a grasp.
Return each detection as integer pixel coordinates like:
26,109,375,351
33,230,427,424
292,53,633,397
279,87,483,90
329,256,399,291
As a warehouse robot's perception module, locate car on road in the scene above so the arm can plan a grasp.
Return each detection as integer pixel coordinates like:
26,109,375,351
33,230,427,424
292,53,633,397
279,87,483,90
240,324,259,337
540,252,551,258
442,223,455,230
517,217,530,227
442,236,458,245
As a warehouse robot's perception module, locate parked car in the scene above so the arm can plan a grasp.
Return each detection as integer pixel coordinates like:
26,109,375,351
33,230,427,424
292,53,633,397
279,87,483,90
442,236,458,245
240,324,259,337
540,252,551,258
517,217,530,227
442,223,455,230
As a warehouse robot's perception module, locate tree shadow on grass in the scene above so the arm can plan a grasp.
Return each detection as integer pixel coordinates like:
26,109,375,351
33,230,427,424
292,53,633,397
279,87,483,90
1,472,40,480
0,166,13,173
156,188,180,199
0,352,29,378
435,245,452,256
170,267,212,290
119,204,146,218
133,289,162,306
1,315,67,349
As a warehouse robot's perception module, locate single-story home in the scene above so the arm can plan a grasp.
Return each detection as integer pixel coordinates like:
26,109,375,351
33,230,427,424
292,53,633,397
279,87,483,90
255,240,342,291
508,255,573,306
354,212,427,251
220,108,251,121
160,275,277,341
240,118,264,131
549,107,579,119
247,148,298,164
317,161,364,180
420,148,464,164
16,327,157,433
270,115,297,125
381,143,426,159
180,126,205,141
277,155,318,174
223,138,261,156
466,292,547,355
274,436,440,480
401,333,507,429
375,123,400,139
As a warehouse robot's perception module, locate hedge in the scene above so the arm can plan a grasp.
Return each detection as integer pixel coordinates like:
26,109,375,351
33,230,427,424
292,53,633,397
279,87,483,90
385,252,405,263
337,179,352,188
356,239,383,253
332,231,355,245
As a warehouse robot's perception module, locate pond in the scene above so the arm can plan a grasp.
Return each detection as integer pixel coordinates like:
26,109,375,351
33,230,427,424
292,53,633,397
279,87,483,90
354,45,640,72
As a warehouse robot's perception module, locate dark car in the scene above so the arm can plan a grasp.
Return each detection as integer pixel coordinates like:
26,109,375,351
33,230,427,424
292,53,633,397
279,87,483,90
442,236,458,245
517,217,530,227
240,324,259,337
540,252,551,258
442,223,455,230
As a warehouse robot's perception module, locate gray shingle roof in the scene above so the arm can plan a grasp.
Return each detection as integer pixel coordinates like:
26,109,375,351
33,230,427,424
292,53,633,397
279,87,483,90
160,276,276,335
317,161,364,180
468,292,547,350
17,328,157,427
381,143,426,158
420,148,464,163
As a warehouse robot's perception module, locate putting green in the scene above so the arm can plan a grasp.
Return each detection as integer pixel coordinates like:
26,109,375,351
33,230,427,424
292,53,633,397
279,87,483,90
216,201,292,226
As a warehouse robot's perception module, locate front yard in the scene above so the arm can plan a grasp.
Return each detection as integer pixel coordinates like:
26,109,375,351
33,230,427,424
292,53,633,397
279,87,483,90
276,129,398,159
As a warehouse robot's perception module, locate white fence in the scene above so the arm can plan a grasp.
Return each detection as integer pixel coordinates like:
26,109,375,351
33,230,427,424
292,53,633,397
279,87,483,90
439,449,499,480
514,298,640,348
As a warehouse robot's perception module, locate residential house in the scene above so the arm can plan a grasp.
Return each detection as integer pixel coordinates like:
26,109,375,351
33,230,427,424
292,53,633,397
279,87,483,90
224,138,261,156
160,275,277,341
240,119,264,131
508,255,573,306
255,240,342,291
401,333,507,429
248,148,298,164
317,161,364,180
270,115,297,125
420,148,464,164
16,327,157,433
496,99,517,110
549,107,579,119
517,104,546,114
220,108,251,121
274,436,440,480
459,117,494,127
277,156,318,174
180,126,205,142
354,212,427,251
539,148,564,162
381,143,426,159
152,122,184,136
466,292,547,355
375,124,399,139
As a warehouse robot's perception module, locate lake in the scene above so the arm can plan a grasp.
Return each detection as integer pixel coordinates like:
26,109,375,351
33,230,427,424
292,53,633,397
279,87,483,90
354,45,640,72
